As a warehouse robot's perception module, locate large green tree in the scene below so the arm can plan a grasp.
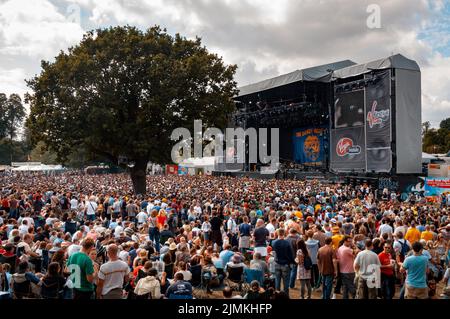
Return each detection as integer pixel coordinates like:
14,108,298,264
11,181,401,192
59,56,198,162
422,118,450,154
26,26,237,194
0,93,26,162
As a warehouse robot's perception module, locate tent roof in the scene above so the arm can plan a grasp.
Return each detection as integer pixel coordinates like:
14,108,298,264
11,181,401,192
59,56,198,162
333,54,420,79
237,60,356,97
179,157,216,168
422,152,437,160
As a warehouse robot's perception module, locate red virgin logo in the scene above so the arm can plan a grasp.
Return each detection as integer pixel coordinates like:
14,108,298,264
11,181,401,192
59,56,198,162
336,138,361,156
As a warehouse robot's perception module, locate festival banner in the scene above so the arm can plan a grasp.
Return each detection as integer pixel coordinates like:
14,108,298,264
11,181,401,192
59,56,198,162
178,166,188,175
365,70,392,172
166,164,178,175
293,127,326,166
424,177,450,196
330,127,366,172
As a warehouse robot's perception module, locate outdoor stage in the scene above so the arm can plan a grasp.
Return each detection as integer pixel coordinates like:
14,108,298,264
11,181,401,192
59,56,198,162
214,54,423,194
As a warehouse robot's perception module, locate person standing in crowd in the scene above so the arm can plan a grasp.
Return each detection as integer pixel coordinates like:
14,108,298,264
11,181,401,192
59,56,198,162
354,239,381,299
253,219,270,259
317,237,336,299
336,235,356,299
67,238,98,299
378,241,396,299
96,244,130,299
296,239,312,299
400,241,429,299
271,228,295,295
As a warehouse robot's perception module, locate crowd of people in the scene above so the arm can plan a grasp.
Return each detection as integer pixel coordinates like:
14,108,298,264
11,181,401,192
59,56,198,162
0,171,449,300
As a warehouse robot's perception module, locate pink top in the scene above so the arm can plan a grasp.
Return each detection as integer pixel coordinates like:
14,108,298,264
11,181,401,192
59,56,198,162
336,245,354,274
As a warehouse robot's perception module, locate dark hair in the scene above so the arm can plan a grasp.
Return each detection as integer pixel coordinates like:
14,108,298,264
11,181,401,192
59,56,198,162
365,239,373,248
296,239,309,257
223,286,233,298
325,237,332,245
175,272,184,281
412,241,423,253
148,268,158,277
47,262,60,277
18,261,29,273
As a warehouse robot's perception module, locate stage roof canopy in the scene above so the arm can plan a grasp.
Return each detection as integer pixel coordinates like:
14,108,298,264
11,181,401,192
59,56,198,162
333,54,420,79
237,60,356,97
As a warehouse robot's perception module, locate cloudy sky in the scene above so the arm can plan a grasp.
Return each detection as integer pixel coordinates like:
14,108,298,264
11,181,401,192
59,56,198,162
0,0,449,127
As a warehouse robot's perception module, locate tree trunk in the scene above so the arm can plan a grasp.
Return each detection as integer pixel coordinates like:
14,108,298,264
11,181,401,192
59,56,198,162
130,159,148,195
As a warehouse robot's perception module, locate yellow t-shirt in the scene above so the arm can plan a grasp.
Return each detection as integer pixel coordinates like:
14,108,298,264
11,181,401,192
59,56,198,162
332,234,344,250
405,227,421,244
420,230,433,242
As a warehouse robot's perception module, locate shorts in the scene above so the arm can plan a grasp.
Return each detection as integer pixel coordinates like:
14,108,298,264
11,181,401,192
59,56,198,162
405,285,428,299
239,236,250,249
254,246,267,257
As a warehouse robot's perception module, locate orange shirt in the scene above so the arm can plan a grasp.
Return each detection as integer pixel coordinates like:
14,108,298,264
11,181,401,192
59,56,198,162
420,230,433,242
405,227,421,244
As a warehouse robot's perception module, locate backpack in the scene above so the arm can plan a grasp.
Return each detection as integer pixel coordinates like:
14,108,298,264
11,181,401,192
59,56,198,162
398,240,410,260
303,255,313,271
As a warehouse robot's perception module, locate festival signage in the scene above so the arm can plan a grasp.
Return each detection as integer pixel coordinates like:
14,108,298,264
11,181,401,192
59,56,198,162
330,127,366,172
166,164,178,175
365,70,392,172
424,177,450,196
178,166,188,175
293,127,326,166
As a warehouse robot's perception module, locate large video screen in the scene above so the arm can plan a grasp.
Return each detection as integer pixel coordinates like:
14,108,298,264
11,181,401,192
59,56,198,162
334,90,365,128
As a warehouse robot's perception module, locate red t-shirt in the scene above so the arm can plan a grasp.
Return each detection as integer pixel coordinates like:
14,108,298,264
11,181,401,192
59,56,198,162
1,199,9,208
378,252,394,276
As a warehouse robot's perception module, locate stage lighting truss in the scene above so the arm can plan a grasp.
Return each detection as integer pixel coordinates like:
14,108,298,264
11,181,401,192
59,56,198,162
233,100,328,127
334,73,383,94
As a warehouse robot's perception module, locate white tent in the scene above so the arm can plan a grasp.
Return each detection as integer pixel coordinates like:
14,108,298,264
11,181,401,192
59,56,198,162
12,164,65,172
179,157,215,175
422,152,438,163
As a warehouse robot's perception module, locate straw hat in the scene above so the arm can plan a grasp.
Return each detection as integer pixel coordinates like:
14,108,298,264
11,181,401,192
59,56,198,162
169,243,177,250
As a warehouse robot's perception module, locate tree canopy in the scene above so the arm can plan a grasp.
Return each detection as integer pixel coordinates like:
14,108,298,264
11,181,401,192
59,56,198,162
26,25,238,194
422,118,450,154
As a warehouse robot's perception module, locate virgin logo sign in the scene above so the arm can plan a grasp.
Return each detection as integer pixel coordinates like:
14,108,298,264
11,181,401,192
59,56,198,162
336,138,361,157
367,101,390,128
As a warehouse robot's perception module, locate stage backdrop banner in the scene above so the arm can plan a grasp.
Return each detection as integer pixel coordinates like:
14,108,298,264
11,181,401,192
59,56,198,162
334,89,365,128
293,127,326,166
330,127,366,172
365,70,392,172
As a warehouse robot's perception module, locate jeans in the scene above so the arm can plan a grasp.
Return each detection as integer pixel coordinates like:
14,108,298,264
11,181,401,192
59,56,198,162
322,274,334,299
300,279,312,299
341,273,356,299
311,264,320,289
381,274,395,299
149,227,160,252
275,264,291,294
289,263,298,288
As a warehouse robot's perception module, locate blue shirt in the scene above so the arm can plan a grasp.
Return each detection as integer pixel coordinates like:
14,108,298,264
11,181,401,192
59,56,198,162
403,254,428,288
219,250,234,267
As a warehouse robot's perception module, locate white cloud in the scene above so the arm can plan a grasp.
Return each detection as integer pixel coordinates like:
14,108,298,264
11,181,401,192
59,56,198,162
0,0,449,127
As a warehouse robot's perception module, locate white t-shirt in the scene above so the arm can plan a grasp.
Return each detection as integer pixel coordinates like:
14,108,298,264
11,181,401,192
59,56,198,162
266,223,275,234
98,260,130,295
85,201,98,215
70,198,78,210
19,224,29,235
24,217,34,226
379,224,393,236
136,212,148,224
114,226,124,238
